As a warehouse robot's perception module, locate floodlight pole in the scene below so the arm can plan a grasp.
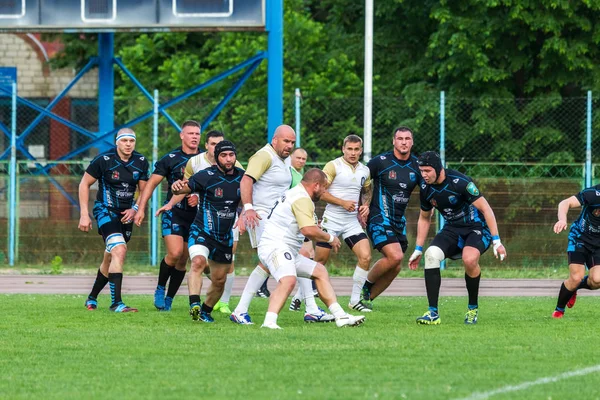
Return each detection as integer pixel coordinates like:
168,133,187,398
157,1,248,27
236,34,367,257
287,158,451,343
363,0,373,162
98,33,115,151
267,0,283,141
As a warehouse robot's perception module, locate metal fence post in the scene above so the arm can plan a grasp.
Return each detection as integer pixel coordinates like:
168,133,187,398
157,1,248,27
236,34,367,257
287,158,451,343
439,90,446,270
586,90,592,188
151,89,159,266
295,88,301,147
9,82,17,266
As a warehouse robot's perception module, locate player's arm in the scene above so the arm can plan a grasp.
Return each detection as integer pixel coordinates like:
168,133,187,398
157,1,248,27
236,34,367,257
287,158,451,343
554,195,582,234
320,191,356,212
133,173,163,226
241,151,271,231
358,177,372,221
471,196,507,261
294,197,342,252
78,172,97,232
172,179,192,195
408,209,434,270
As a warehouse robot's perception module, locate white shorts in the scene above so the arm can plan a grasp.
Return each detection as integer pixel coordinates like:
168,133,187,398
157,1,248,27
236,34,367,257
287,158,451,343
321,212,365,240
257,245,317,282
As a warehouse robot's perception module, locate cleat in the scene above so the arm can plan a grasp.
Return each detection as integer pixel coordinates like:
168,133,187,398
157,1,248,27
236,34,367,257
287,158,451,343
163,296,173,312
304,308,335,323
261,322,282,330
416,310,441,325
85,298,97,310
213,301,231,314
567,292,577,309
256,282,270,298
189,304,201,321
335,314,365,328
552,310,565,319
230,312,254,325
199,310,214,323
110,302,138,313
465,308,478,325
348,300,373,312
289,298,302,312
154,286,166,310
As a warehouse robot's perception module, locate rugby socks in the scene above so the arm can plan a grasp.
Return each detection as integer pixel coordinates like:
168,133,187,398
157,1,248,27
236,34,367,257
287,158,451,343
234,266,269,315
201,303,213,314
157,258,172,288
351,267,369,304
108,273,124,306
300,278,320,314
328,302,346,319
577,275,590,290
264,311,278,326
292,284,303,302
189,294,201,307
166,268,186,298
362,279,375,300
556,283,575,311
424,268,441,312
465,273,481,309
88,269,109,300
221,272,235,304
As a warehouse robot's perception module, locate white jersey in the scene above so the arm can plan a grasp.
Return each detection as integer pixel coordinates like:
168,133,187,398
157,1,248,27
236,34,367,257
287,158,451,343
184,152,244,179
258,184,317,254
245,144,292,215
322,157,370,219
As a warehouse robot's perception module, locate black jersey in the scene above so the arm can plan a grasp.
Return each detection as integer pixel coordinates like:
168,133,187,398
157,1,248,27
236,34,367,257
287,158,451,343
367,152,422,229
86,149,149,211
153,146,200,213
188,165,244,243
571,185,600,236
419,169,484,228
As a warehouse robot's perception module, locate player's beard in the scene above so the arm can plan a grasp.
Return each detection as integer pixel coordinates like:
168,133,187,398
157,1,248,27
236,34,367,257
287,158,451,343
216,159,234,173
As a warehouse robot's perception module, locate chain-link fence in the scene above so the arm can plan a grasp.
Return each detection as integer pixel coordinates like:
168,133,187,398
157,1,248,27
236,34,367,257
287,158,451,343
0,92,597,270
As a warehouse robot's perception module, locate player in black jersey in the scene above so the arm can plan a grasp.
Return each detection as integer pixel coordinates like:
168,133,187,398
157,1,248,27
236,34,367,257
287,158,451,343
360,127,423,310
134,120,201,312
171,141,244,323
408,151,507,325
79,128,150,312
552,186,600,318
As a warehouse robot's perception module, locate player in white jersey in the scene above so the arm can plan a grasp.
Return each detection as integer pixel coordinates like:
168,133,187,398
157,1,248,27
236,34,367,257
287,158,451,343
232,125,332,325
314,135,373,312
258,169,366,329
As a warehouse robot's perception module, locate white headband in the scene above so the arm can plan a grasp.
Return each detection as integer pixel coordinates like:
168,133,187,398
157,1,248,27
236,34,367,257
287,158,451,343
116,131,136,143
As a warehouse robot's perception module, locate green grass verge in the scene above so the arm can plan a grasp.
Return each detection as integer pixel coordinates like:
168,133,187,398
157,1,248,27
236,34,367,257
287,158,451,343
1,295,599,399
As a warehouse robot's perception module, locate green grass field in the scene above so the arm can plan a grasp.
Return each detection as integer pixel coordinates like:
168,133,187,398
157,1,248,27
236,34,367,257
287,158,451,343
1,295,599,400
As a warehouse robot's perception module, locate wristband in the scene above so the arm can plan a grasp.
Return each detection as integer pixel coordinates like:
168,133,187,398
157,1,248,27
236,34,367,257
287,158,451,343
132,204,139,212
191,193,199,198
492,235,500,241
415,245,423,252
327,233,335,243
244,203,254,211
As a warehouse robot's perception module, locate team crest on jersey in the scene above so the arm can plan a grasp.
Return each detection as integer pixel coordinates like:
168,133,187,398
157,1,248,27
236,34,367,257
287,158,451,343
593,208,600,217
361,177,366,186
133,171,140,179
215,188,223,198
112,171,119,180
180,166,185,176
466,182,480,196
388,170,397,180
448,195,458,205
284,252,292,260
430,199,437,207
409,172,416,182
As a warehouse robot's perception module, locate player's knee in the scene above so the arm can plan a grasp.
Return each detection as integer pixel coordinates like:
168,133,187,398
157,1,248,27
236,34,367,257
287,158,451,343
357,252,372,269
279,275,297,292
105,233,126,254
588,273,600,288
312,263,329,281
190,256,207,273
424,246,445,269
462,252,480,270
569,269,585,284
385,249,403,267
211,273,227,287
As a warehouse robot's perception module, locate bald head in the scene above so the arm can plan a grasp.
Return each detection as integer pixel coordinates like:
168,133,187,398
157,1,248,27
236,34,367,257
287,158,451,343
271,124,296,159
290,148,308,171
302,168,327,185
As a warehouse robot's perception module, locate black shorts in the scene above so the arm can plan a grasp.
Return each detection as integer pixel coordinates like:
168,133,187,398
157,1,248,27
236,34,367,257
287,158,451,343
366,215,408,253
430,224,491,260
188,225,233,264
316,233,368,250
161,207,194,239
93,202,133,244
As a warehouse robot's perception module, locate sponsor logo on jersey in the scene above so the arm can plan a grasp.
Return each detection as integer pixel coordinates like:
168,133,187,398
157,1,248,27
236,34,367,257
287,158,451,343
448,195,458,205
593,208,600,217
380,156,386,160
169,154,175,158
409,172,416,182
103,156,110,161
421,184,427,189
125,231,132,238
207,171,214,175
140,156,145,161
112,171,119,180
473,230,481,235
596,191,600,197
399,183,407,189
453,178,459,183
133,171,140,180
466,182,480,196
388,170,396,180
215,187,223,198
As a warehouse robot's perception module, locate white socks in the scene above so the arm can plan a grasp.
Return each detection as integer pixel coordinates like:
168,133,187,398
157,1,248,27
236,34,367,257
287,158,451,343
328,302,346,319
221,272,235,303
351,266,369,304
234,266,269,315
299,277,319,314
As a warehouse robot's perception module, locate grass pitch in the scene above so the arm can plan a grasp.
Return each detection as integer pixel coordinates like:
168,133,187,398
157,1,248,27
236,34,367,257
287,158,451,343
1,295,599,400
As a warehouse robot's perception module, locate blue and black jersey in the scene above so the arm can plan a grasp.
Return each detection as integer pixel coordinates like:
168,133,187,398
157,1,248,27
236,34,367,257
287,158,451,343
419,169,484,228
367,152,422,230
188,165,244,245
570,185,600,237
86,149,150,211
153,146,200,213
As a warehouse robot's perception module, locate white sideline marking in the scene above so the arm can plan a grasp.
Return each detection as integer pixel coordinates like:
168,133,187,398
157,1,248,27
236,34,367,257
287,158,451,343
456,364,600,400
